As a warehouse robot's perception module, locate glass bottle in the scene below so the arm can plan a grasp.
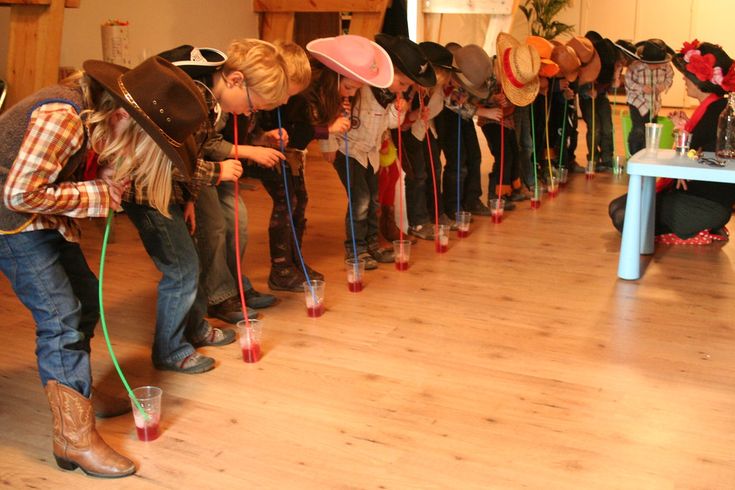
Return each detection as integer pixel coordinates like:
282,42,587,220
715,93,735,159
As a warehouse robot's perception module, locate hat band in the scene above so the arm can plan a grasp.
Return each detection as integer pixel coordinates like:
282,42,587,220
503,49,525,88
117,76,183,148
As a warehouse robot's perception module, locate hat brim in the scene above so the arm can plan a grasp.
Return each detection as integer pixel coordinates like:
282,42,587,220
672,53,726,95
83,59,198,179
578,51,601,85
454,71,490,98
496,33,539,107
307,37,393,89
173,47,226,79
614,41,640,61
375,34,436,87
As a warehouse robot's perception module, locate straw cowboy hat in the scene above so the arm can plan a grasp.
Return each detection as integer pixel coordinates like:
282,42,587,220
673,40,735,96
157,45,226,79
83,56,209,180
419,41,460,73
567,36,601,85
375,34,437,88
451,44,494,98
551,41,581,81
635,38,673,64
496,33,540,107
306,35,394,88
526,36,560,78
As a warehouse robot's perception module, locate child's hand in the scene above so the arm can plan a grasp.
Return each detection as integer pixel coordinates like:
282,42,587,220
328,116,351,134
642,85,653,94
104,177,130,212
247,147,285,168
183,201,196,235
219,159,244,181
262,128,289,149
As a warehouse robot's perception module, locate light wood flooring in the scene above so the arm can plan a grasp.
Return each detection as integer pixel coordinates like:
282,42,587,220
1,119,734,489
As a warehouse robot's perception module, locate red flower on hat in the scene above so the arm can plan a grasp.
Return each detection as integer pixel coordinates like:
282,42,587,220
720,64,735,91
686,53,716,82
679,39,700,54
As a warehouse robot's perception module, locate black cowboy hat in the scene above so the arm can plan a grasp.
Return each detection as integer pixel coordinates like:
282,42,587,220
418,41,460,72
375,34,437,87
635,39,673,64
585,31,617,85
84,56,209,179
614,39,640,61
157,45,227,80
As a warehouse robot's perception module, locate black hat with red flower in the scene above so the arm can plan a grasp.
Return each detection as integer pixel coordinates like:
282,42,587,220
673,40,735,95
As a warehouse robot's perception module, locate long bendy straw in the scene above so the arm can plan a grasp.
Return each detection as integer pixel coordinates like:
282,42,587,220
98,211,149,421
231,114,251,329
530,104,539,200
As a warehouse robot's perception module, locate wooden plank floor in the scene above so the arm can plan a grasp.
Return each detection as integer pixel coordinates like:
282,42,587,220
1,131,734,488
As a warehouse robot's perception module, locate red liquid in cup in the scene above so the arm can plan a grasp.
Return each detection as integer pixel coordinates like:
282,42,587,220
435,243,448,253
241,343,261,363
395,260,409,271
457,229,469,238
548,188,559,198
136,423,159,442
531,199,541,209
306,302,325,317
585,172,595,180
347,280,363,292
491,212,503,223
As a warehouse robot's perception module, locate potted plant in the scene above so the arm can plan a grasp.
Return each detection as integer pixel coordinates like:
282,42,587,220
519,0,575,40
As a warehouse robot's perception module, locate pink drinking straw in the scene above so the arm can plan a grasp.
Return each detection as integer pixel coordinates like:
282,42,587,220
231,114,251,329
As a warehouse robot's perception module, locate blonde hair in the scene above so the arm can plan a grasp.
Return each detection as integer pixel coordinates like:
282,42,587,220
273,40,312,90
83,84,173,217
225,38,289,110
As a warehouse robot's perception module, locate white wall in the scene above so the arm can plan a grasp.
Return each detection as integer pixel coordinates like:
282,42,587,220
1,0,259,79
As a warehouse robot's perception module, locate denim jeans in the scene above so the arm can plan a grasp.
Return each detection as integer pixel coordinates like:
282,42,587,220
0,230,98,396
332,152,379,254
123,201,207,366
397,129,431,226
628,104,650,157
194,184,251,305
580,93,613,165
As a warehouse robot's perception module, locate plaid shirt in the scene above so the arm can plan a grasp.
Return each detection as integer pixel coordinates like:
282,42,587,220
4,103,109,242
625,61,673,116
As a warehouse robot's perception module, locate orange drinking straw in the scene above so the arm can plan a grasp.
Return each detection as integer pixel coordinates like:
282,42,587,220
231,114,250,328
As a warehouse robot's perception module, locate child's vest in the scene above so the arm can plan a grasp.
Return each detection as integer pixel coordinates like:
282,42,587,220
0,85,87,234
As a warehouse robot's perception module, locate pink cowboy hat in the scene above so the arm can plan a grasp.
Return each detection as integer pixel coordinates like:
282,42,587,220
307,35,394,88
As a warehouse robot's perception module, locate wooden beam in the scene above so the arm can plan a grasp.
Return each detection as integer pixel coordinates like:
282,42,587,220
260,12,295,42
0,0,79,6
254,0,384,13
5,0,65,108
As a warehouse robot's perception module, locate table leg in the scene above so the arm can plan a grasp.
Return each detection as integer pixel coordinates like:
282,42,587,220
640,176,655,254
618,174,642,280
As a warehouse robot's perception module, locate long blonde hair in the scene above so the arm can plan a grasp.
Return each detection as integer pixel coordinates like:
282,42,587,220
83,81,173,217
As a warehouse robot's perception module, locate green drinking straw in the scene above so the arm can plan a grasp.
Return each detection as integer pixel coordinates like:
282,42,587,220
530,106,539,199
99,212,149,422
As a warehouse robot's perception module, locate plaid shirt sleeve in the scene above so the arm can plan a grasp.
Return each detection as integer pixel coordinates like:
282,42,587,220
4,103,110,218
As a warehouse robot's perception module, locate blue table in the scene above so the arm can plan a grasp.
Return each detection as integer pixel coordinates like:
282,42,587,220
617,149,735,280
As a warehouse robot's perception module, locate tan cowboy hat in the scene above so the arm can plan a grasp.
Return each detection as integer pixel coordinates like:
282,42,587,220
496,33,540,107
306,35,394,88
567,36,601,85
526,36,559,78
452,44,494,98
550,41,581,81
83,56,209,180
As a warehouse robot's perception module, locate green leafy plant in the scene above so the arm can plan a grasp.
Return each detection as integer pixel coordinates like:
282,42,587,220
519,0,575,40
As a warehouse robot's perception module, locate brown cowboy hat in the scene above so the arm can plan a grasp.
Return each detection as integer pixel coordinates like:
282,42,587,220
452,44,494,98
83,56,208,180
551,41,581,81
496,33,540,107
567,36,601,85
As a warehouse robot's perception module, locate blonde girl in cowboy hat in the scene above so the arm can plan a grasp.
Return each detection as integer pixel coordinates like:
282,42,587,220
0,55,234,478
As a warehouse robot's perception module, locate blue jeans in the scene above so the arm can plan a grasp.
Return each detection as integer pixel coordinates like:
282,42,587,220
194,184,251,305
397,129,431,226
332,152,379,254
0,230,98,396
123,202,208,366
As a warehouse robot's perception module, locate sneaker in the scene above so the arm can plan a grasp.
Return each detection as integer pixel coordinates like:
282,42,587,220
465,199,491,216
408,223,434,240
367,243,395,263
154,352,215,374
347,251,378,270
245,288,277,309
438,213,459,231
268,265,307,292
192,324,236,347
207,296,258,324
509,189,530,202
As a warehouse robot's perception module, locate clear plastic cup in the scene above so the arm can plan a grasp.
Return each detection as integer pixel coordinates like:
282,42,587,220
434,224,449,253
237,319,263,363
530,186,542,210
645,122,663,153
392,239,411,271
585,160,596,179
613,155,624,175
489,198,504,223
130,386,162,442
303,279,325,317
456,211,471,238
345,258,365,293
675,130,692,156
558,168,569,187
547,176,559,198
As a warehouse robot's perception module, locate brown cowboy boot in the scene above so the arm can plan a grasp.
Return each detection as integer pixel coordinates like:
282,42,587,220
45,380,136,478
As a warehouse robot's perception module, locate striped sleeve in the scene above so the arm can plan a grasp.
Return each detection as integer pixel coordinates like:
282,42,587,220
4,103,110,218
